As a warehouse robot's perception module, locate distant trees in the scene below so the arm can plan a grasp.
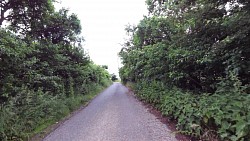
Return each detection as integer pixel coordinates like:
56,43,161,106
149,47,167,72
111,74,118,82
101,65,108,69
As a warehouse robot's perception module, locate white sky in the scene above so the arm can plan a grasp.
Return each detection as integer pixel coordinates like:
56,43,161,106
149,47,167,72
55,0,148,76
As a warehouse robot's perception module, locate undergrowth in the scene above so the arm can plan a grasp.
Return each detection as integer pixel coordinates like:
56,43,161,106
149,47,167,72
131,76,250,141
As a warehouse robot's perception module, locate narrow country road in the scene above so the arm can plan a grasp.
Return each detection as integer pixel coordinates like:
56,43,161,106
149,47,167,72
43,82,177,141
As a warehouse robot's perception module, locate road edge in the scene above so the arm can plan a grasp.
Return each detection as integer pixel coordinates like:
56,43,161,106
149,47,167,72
123,83,192,141
30,84,113,141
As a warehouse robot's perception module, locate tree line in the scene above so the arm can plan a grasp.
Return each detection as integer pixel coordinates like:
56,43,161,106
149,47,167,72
119,0,249,140
0,0,111,140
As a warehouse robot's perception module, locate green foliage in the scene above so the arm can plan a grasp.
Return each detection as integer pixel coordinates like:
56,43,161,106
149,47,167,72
0,0,54,35
0,1,112,140
0,28,112,140
120,0,249,93
0,83,110,140
37,8,83,45
0,29,112,139
134,78,250,140
120,0,250,140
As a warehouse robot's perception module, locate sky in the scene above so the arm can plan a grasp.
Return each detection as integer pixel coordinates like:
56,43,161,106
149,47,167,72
55,0,148,76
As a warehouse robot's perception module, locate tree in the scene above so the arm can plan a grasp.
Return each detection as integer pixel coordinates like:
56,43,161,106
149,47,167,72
36,8,83,45
120,0,250,92
0,1,83,46
0,0,54,30
101,65,108,69
111,74,118,82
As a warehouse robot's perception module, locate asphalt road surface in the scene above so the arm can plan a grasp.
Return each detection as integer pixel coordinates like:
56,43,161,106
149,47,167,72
43,82,177,141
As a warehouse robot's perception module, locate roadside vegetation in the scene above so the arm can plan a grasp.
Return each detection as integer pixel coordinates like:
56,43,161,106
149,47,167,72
0,0,111,140
119,0,250,140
